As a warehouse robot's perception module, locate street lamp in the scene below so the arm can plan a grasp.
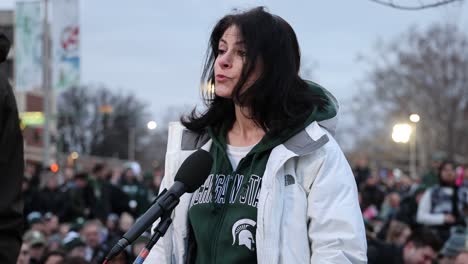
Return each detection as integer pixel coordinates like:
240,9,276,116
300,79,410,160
147,121,157,130
410,114,420,123
409,113,420,179
392,123,412,144
392,123,413,178
128,121,158,161
392,114,421,179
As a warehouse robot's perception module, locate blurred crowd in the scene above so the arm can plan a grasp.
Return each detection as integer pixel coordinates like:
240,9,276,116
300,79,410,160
359,158,468,264
17,156,468,264
19,162,163,264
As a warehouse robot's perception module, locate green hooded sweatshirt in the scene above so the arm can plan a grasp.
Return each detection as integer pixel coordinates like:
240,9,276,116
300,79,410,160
187,81,338,264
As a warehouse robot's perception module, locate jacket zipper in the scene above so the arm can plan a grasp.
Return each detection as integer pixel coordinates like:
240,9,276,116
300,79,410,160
211,164,241,263
211,154,244,263
257,154,294,263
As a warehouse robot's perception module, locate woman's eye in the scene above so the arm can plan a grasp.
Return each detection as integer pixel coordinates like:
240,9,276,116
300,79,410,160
238,50,247,57
218,49,226,54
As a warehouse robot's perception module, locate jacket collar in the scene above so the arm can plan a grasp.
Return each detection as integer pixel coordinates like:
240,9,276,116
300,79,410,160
180,121,329,156
283,121,329,156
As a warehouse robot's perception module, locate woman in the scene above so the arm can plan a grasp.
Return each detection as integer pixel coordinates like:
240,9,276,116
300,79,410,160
147,7,366,263
417,161,465,242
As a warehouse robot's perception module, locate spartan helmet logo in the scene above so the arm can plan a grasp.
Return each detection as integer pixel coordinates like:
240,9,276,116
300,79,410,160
232,219,256,251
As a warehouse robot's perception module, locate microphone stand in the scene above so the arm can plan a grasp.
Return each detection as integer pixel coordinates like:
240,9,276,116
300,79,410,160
132,212,172,264
103,189,173,263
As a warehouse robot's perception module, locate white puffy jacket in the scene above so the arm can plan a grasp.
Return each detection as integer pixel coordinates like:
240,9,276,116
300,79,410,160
146,121,367,263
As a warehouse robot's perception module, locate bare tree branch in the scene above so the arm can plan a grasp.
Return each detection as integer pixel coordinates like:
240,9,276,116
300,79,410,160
368,0,463,10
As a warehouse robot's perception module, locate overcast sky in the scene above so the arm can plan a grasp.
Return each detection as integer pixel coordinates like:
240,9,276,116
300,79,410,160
1,0,467,125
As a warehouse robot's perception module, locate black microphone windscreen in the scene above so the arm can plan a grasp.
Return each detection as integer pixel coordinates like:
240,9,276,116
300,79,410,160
174,149,213,193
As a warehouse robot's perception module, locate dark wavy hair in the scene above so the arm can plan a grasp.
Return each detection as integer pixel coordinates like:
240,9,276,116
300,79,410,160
438,160,455,186
181,7,328,135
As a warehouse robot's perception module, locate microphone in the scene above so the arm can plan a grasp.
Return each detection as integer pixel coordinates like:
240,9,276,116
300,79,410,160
105,149,213,261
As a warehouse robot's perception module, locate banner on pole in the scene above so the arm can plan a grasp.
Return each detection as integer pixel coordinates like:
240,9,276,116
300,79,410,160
52,0,80,90
15,1,43,91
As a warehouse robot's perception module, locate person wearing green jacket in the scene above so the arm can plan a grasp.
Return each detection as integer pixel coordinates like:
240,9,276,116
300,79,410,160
148,7,366,264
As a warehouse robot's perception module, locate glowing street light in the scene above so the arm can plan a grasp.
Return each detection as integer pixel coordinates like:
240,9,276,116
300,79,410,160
147,121,157,130
410,114,420,123
70,151,79,160
392,123,412,143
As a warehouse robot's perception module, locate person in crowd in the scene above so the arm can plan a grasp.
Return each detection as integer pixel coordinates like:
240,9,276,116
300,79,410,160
59,223,72,240
385,220,412,246
417,161,465,242
147,7,366,263
63,172,95,221
81,219,109,263
438,227,467,264
395,175,413,196
354,157,371,189
62,231,87,259
457,164,468,219
23,176,42,224
16,242,31,264
421,156,443,188
119,167,149,217
37,172,67,221
105,213,120,244
88,164,130,223
27,212,46,234
367,227,442,264
47,233,63,252
62,256,91,264
109,168,122,186
376,192,403,240
44,212,60,237
379,192,401,221
23,230,47,264
117,212,135,237
63,167,76,186
40,251,66,264
0,32,24,263
394,186,426,230
361,175,386,212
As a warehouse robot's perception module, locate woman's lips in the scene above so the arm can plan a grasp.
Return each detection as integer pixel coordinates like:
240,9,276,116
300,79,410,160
215,74,229,82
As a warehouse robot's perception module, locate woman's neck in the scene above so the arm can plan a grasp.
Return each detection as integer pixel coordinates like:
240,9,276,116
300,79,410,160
227,105,265,146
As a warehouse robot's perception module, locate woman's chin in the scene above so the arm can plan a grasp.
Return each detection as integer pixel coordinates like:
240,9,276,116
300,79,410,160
214,87,233,98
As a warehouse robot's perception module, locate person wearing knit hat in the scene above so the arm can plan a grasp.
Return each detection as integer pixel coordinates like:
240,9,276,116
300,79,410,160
439,227,467,264
23,230,47,264
62,231,86,259
27,211,45,232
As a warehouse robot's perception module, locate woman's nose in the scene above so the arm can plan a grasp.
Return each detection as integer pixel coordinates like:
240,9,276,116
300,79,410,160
218,53,232,69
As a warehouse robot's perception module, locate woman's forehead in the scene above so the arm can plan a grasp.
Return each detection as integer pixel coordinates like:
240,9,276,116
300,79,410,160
220,26,244,44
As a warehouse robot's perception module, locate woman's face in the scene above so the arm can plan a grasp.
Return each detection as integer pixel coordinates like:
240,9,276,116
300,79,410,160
441,163,456,184
214,25,262,98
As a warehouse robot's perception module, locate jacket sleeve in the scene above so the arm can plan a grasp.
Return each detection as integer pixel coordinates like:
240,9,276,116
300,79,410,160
146,123,183,263
307,139,367,263
416,189,445,225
